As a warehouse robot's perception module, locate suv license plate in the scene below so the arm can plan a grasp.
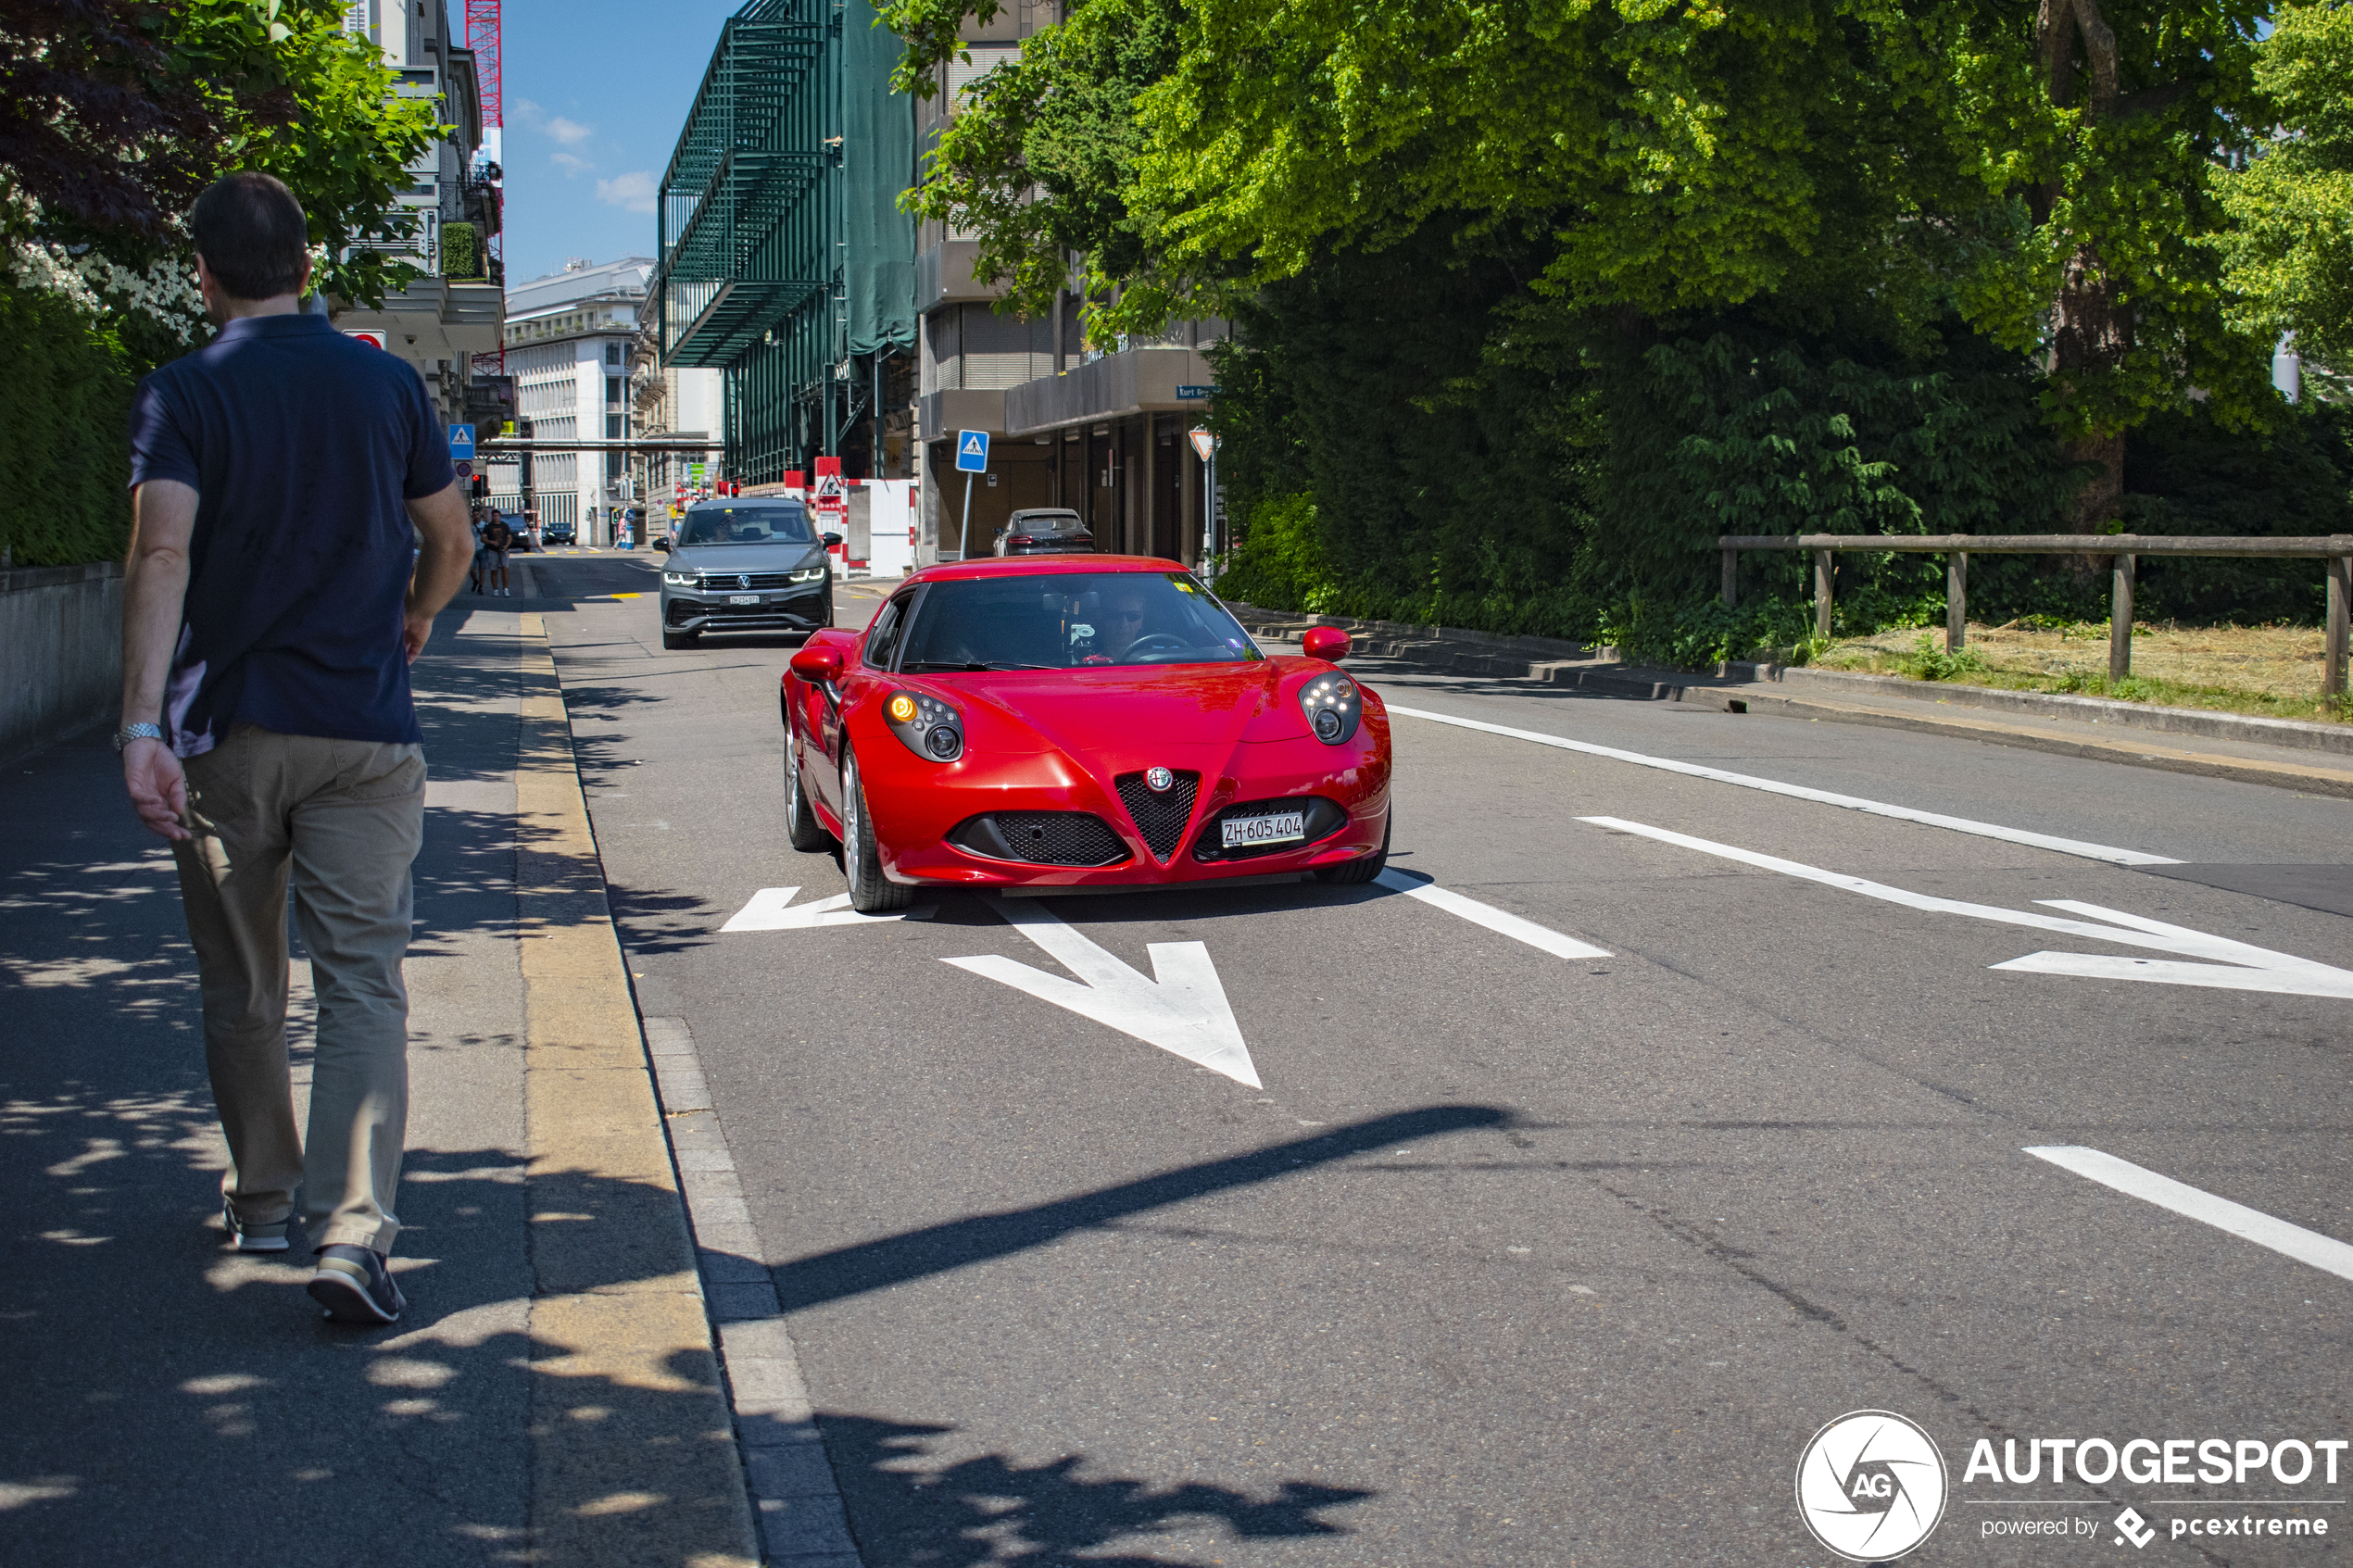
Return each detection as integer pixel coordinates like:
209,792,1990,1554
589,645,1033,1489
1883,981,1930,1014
1222,810,1306,849
728,594,761,606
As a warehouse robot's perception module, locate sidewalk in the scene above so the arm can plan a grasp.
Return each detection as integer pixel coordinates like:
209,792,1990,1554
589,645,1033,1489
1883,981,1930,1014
0,605,756,1566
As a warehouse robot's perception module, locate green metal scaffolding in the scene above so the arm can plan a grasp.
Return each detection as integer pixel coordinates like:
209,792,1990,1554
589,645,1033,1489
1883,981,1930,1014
654,0,913,483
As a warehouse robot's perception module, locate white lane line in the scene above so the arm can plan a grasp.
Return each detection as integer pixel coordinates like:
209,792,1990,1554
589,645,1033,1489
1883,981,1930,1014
1579,816,2353,998
1374,869,1611,960
721,886,934,930
1388,704,2180,866
2027,1146,2353,1283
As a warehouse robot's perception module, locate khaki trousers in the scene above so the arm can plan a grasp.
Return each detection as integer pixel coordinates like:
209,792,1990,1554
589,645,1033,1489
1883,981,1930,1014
170,726,426,1254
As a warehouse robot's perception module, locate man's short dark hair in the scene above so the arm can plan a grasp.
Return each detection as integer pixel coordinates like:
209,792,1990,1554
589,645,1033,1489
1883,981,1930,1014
191,172,311,302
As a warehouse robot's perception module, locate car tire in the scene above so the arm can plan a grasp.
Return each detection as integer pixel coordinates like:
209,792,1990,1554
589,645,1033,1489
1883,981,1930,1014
841,749,914,912
661,628,698,650
783,734,831,851
1312,810,1390,884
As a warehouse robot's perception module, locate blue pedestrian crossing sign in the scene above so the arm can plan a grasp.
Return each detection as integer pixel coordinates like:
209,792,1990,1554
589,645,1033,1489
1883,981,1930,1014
954,429,989,473
448,423,475,461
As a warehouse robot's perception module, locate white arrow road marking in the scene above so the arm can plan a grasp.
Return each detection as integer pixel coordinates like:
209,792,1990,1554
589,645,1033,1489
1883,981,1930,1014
721,886,936,931
1373,869,1611,960
1579,816,2353,1000
941,901,1260,1088
1391,704,2180,866
2027,1146,2353,1283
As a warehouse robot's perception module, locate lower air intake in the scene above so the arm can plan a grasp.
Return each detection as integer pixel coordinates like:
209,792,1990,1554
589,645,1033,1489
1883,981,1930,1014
946,812,1128,867
1114,771,1201,861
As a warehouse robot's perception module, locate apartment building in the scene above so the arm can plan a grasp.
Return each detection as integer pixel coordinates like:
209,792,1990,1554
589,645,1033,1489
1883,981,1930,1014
912,7,1220,563
331,0,504,422
497,257,713,544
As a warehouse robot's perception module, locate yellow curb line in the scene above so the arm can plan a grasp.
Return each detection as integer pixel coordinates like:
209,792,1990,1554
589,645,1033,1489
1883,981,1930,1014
514,611,761,1568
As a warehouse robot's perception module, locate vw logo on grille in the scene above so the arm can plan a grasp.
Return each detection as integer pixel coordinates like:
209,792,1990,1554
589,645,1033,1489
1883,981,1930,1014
736,573,751,589
1144,767,1175,793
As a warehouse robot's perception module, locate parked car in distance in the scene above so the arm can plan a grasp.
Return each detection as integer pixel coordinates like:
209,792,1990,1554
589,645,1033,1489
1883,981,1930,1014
992,509,1094,556
542,518,576,546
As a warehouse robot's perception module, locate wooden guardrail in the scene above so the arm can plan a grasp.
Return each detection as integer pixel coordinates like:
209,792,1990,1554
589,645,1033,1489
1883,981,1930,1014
1718,533,2353,694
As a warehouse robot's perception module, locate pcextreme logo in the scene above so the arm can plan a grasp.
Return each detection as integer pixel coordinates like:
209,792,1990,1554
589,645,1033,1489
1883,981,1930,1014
1796,1411,1951,1562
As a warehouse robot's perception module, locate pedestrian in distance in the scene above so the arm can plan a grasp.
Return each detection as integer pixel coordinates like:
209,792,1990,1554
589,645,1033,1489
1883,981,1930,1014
482,511,514,596
118,170,475,1325
470,508,488,594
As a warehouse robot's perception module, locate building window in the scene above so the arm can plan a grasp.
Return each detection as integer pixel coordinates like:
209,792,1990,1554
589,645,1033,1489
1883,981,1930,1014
606,414,622,438
606,376,622,405
605,343,622,367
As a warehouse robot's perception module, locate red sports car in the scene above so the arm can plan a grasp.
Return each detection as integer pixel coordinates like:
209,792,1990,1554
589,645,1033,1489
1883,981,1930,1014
779,557,1391,911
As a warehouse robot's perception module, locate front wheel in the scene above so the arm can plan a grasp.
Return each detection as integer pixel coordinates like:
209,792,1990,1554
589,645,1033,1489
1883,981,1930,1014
841,750,914,912
1312,809,1390,884
783,734,831,851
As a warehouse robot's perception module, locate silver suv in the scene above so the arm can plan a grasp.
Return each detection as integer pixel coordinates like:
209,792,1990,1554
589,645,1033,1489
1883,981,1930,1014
655,499,839,650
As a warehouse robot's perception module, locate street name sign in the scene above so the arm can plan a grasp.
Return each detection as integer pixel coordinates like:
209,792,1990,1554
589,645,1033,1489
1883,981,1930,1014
1176,384,1218,400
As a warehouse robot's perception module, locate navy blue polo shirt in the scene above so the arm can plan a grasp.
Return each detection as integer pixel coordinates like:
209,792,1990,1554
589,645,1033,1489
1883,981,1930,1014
128,313,455,757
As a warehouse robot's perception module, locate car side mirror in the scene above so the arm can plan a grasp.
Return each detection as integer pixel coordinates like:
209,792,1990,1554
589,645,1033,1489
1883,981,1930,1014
653,537,670,552
822,532,843,548
790,645,844,684
1301,625,1351,662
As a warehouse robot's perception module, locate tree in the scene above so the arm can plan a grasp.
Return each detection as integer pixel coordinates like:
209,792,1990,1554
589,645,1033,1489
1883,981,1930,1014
2218,0,2353,379
2,0,440,343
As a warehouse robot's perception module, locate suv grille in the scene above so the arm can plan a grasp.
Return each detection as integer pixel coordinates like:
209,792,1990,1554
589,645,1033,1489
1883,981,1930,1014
1114,771,1200,861
692,571,801,591
946,812,1127,867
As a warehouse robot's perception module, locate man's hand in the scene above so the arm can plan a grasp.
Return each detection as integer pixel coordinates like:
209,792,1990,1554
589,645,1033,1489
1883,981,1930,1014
123,738,191,841
405,479,476,659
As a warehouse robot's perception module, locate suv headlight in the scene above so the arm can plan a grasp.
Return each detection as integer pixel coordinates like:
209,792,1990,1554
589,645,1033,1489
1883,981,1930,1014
1298,673,1361,745
884,690,963,761
789,566,827,583
662,570,698,587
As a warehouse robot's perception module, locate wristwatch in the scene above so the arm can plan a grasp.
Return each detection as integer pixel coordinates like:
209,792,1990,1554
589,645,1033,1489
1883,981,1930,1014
114,722,165,751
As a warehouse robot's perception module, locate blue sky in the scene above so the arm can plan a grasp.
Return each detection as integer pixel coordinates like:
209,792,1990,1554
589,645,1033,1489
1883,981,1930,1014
497,0,745,286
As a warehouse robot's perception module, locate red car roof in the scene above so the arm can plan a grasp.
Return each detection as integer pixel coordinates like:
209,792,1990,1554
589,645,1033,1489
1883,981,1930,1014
910,553,1186,583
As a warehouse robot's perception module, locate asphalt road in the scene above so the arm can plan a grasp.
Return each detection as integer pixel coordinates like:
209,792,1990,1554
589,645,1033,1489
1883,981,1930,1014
522,552,2351,1567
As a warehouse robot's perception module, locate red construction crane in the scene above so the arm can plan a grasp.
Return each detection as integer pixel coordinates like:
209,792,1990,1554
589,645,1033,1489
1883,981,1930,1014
466,0,502,369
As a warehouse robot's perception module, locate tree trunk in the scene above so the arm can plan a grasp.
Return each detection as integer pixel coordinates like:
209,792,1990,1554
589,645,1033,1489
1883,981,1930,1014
2040,0,2130,569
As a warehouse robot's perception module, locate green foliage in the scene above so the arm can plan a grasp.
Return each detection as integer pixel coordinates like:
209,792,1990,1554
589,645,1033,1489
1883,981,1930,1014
2217,0,2353,370
1904,632,1994,680
1210,493,1337,613
443,220,483,282
0,285,134,569
905,0,1181,325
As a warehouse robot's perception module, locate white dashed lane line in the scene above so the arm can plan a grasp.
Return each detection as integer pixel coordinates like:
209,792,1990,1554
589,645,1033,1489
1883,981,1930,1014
2027,1146,2353,1283
1387,704,2180,866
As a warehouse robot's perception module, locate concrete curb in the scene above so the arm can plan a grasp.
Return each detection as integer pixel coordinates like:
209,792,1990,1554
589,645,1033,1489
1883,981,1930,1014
644,1017,865,1568
1228,604,2353,797
513,614,765,1568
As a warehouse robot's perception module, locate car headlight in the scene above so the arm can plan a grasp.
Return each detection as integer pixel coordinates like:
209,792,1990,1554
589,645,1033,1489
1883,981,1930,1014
789,566,827,583
1299,673,1361,745
884,690,963,761
662,570,698,587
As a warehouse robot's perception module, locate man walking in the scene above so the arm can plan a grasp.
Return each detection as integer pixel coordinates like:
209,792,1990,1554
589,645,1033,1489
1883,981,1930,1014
119,171,473,1324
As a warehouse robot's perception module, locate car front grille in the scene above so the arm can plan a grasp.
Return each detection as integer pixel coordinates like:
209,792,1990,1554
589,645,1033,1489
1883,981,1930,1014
1192,795,1349,861
1114,771,1201,862
690,571,805,590
947,812,1129,867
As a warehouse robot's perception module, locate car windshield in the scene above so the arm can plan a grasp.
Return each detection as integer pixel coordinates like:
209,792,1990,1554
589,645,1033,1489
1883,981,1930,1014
676,506,813,546
897,572,1262,671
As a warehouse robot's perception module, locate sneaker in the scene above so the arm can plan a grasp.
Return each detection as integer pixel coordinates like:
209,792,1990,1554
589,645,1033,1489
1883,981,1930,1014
308,1245,406,1323
222,1198,289,1253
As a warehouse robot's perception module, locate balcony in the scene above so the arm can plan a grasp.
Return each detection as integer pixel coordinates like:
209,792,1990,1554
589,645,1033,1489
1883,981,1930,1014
1001,346,1217,438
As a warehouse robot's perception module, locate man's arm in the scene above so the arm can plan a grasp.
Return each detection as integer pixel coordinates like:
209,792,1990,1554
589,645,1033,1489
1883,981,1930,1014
121,480,198,841
405,480,474,661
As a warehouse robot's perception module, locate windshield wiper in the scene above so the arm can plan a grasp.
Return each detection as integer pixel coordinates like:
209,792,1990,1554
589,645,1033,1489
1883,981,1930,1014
901,660,1051,671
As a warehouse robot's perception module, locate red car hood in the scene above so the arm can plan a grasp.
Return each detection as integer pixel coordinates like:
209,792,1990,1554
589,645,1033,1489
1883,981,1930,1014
938,661,1298,765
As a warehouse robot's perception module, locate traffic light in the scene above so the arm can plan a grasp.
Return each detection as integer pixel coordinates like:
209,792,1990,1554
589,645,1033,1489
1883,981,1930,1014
471,472,487,499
